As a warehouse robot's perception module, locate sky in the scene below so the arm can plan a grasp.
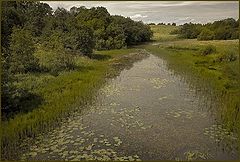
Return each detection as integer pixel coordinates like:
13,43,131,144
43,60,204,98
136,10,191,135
43,1,239,25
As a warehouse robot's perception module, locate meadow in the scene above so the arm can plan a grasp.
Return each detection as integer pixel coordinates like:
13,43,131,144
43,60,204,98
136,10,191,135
150,24,179,41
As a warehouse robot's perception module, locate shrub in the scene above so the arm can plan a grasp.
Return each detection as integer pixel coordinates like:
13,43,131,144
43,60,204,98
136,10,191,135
35,33,75,74
35,45,75,74
1,72,35,120
200,45,216,55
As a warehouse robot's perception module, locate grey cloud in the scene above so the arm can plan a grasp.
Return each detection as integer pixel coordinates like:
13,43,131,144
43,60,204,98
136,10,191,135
42,1,239,25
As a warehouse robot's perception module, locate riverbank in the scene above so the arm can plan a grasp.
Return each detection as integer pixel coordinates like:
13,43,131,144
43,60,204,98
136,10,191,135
1,48,148,160
143,39,240,147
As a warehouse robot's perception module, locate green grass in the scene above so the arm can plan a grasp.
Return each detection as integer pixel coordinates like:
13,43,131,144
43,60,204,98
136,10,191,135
1,48,142,159
150,25,179,41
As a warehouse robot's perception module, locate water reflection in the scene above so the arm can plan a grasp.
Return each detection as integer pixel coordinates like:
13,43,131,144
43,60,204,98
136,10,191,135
19,54,238,160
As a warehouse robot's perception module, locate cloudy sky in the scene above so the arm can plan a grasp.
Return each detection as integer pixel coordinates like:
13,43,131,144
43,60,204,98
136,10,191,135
43,1,239,25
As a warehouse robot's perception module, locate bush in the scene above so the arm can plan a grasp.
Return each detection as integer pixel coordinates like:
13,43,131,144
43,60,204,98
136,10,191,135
1,76,35,120
200,45,216,55
35,33,75,74
35,45,75,74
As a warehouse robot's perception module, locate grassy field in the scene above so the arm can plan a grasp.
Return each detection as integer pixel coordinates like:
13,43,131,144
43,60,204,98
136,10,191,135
150,25,179,41
145,39,239,90
1,48,147,159
145,25,240,146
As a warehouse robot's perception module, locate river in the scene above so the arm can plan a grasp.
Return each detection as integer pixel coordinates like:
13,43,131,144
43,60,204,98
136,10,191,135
19,52,239,161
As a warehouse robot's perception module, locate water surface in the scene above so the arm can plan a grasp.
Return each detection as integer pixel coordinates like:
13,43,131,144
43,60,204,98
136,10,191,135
20,53,238,161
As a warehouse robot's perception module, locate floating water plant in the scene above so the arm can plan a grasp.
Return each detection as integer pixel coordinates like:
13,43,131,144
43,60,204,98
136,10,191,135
203,124,238,142
149,78,171,89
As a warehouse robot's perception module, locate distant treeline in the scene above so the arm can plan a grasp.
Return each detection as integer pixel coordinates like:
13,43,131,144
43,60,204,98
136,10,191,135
1,1,152,118
171,18,239,40
2,1,153,54
148,22,176,26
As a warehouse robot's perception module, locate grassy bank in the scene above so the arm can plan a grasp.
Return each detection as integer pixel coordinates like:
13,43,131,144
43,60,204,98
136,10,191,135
1,48,147,159
143,38,240,145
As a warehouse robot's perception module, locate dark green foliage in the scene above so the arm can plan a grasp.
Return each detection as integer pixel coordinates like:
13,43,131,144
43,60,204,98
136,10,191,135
178,23,203,39
177,18,239,40
111,16,152,46
148,23,156,25
197,28,214,40
1,1,152,119
1,1,24,48
158,23,166,25
35,32,75,74
9,27,39,73
200,45,216,55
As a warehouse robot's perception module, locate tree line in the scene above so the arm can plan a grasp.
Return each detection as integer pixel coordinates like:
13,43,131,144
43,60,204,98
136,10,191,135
1,1,152,118
148,22,176,26
171,18,239,40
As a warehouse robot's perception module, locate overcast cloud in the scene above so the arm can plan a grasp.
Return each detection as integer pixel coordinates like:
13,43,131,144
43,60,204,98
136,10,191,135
43,1,239,25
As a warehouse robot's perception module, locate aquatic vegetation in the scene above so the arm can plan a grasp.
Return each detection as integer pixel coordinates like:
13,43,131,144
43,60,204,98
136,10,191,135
149,78,171,89
158,96,168,101
165,108,207,119
203,124,238,142
100,84,123,97
177,150,212,161
19,116,141,161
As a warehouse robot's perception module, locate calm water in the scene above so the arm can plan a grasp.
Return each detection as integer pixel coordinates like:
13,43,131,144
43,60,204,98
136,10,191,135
20,53,239,161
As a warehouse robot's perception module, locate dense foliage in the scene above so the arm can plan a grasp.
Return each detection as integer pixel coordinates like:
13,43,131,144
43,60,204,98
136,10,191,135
1,1,152,118
172,18,239,40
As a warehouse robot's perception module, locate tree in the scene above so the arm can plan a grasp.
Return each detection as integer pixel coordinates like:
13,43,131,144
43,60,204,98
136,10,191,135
1,1,24,49
9,27,39,73
111,16,152,46
178,23,202,39
72,25,95,56
177,18,239,40
35,32,74,74
148,23,156,25
197,28,214,40
105,23,126,49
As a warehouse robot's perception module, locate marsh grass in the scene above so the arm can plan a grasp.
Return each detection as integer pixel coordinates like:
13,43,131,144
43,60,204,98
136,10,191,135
1,48,146,160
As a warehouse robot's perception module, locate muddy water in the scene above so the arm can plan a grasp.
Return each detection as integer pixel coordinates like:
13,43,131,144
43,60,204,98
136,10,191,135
20,54,239,161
